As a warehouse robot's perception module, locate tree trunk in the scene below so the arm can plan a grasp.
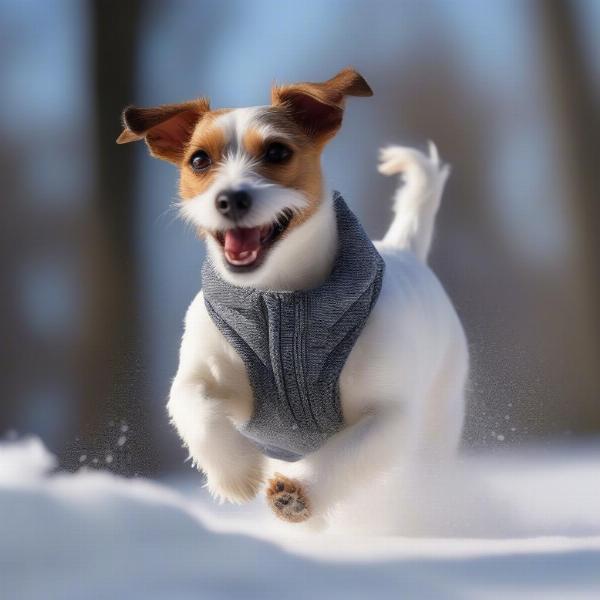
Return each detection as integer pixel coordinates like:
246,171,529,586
536,0,600,431
69,0,158,474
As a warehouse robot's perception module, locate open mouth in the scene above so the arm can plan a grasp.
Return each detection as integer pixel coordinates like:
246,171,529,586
214,210,293,271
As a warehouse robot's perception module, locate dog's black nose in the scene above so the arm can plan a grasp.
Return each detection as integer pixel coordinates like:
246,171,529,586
215,190,252,220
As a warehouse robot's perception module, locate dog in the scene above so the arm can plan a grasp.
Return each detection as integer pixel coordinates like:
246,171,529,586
117,68,468,529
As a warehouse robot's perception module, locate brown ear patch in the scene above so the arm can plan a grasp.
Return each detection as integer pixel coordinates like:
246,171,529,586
271,67,372,142
277,90,344,140
116,98,210,164
324,67,373,98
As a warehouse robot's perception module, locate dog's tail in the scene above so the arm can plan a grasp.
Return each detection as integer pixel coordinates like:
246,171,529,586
378,142,450,263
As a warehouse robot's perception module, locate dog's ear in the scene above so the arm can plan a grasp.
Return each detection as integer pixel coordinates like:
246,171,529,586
271,68,372,143
116,98,210,164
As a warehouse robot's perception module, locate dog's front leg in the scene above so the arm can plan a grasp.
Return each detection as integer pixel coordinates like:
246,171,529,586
266,407,406,524
168,377,265,504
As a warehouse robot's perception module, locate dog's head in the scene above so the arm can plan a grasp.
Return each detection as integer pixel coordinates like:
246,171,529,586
117,68,372,288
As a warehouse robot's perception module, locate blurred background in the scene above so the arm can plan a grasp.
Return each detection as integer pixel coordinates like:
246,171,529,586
0,0,598,475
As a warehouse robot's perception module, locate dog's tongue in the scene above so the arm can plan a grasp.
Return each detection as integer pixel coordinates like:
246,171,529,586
224,227,261,255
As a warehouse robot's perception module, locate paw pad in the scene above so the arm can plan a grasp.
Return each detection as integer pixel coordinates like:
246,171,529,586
266,474,310,523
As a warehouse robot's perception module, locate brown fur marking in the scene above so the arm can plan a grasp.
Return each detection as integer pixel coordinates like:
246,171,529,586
179,121,228,199
242,128,265,158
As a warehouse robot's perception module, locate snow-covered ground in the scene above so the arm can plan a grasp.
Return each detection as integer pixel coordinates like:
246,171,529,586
1,437,600,599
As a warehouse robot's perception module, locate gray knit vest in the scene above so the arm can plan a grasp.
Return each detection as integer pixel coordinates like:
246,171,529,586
202,193,385,461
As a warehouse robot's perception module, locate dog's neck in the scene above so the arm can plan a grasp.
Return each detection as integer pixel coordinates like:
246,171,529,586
212,192,339,292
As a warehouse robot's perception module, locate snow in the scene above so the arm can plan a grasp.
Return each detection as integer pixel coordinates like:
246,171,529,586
1,437,600,599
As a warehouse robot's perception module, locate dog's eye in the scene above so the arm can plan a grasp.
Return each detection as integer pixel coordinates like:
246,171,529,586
264,142,292,164
190,150,211,172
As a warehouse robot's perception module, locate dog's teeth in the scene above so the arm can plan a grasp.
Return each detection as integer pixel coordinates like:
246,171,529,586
225,249,259,266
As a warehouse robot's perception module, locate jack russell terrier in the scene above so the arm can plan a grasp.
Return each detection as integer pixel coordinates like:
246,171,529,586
117,68,468,528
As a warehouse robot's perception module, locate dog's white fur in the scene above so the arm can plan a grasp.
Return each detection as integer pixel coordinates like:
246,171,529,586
167,112,468,528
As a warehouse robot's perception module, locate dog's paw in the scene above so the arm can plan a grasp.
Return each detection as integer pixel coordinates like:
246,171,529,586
205,467,263,505
266,473,311,523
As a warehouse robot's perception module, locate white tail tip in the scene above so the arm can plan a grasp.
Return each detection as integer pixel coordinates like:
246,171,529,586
378,142,450,262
